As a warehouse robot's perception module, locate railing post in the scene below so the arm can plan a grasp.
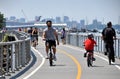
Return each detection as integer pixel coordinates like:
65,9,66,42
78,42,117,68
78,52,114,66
4,45,11,76
18,42,22,69
76,33,79,46
22,40,26,66
67,33,70,44
100,37,103,53
15,43,19,71
118,39,120,58
11,44,15,73
0,46,5,77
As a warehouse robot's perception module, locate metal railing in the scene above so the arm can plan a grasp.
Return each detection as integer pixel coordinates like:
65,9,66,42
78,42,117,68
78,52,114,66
39,31,120,58
59,32,120,58
0,31,31,78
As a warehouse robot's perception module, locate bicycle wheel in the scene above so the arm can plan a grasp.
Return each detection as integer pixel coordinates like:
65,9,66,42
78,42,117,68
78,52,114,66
49,52,53,66
87,56,90,67
108,48,112,65
90,58,93,66
87,54,93,67
108,53,112,65
87,58,90,67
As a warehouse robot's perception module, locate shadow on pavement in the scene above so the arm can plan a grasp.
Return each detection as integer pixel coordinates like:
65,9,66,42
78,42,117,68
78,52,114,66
111,63,120,66
92,65,104,67
53,64,66,67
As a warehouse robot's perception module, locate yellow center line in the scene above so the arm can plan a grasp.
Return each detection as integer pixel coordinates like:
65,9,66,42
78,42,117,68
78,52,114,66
38,39,82,79
58,49,82,79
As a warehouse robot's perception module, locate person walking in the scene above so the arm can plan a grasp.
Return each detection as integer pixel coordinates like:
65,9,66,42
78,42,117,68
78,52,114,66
61,28,66,44
32,27,38,45
28,27,33,42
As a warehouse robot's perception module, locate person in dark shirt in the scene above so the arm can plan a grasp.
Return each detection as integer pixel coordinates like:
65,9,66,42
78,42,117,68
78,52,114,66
61,28,66,44
28,27,33,41
102,22,116,64
32,27,38,45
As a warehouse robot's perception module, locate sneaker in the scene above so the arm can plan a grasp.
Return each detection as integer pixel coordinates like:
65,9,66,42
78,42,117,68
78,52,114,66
53,55,57,61
112,58,115,62
46,55,49,59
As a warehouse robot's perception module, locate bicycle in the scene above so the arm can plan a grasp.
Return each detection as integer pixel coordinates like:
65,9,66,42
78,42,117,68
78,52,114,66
48,42,54,66
106,43,115,65
104,37,116,65
87,51,93,67
84,45,97,67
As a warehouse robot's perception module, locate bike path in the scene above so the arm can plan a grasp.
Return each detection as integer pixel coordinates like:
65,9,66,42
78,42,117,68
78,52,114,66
58,45,120,79
12,38,120,79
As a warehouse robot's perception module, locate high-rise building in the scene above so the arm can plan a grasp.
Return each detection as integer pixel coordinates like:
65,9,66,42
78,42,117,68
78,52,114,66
63,16,69,23
93,19,98,25
80,20,85,27
10,16,16,21
56,17,61,23
19,18,26,23
45,18,55,23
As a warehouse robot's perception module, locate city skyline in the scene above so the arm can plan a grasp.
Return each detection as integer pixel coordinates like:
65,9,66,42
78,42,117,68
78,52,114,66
0,0,120,24
5,15,103,24
5,15,120,31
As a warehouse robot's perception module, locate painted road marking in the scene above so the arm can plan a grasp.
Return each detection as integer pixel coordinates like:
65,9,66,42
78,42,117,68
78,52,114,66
64,44,120,70
95,54,120,70
58,49,82,79
37,40,82,79
23,47,45,79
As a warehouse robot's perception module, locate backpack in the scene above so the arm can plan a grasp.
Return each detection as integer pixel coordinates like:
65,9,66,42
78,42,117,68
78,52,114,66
104,27,114,40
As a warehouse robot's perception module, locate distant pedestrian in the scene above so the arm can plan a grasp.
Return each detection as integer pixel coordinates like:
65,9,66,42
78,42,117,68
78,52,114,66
61,28,66,44
28,27,33,41
24,28,28,33
32,27,38,45
18,28,22,31
102,22,116,65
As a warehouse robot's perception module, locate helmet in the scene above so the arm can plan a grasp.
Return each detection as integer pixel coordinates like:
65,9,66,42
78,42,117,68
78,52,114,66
88,33,94,38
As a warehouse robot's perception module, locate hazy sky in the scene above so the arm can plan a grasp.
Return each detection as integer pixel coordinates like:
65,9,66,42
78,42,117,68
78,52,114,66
0,0,120,24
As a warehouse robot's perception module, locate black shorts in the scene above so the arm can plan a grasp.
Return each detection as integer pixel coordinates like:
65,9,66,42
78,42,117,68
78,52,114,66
45,40,56,48
86,50,93,53
32,34,38,41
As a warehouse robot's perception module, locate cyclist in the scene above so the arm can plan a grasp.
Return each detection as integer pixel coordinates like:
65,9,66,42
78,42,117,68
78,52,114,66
84,33,96,61
102,22,116,64
42,20,59,61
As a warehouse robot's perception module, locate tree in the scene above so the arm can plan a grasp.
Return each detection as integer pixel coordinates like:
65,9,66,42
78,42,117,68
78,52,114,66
0,12,6,29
